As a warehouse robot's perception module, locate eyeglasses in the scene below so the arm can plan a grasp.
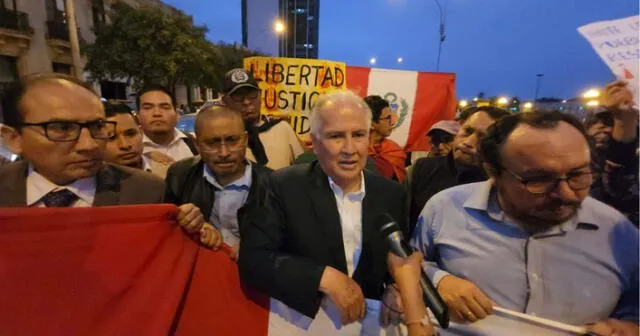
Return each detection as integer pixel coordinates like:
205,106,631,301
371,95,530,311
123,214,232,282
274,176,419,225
199,134,246,153
20,120,117,142
378,115,393,123
229,91,259,103
504,168,594,194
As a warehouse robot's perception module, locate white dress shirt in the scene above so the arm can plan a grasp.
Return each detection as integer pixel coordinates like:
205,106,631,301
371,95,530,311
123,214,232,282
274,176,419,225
202,162,252,247
328,174,366,277
142,128,194,162
26,166,96,207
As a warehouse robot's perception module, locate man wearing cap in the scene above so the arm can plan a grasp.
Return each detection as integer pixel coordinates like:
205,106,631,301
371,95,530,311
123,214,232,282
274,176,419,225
215,69,304,170
406,107,510,232
409,120,460,164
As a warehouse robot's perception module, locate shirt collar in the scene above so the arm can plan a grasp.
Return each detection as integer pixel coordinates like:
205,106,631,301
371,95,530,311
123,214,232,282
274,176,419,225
27,165,96,206
203,161,252,191
328,173,366,202
463,181,600,235
142,128,187,147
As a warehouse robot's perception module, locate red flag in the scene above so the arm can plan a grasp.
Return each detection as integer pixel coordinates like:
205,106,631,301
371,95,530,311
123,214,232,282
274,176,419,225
0,205,270,335
347,66,457,151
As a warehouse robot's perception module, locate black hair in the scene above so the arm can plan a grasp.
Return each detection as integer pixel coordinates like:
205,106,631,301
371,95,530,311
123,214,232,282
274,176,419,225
1,73,98,128
135,84,176,109
584,110,614,129
479,110,590,174
363,95,390,122
458,106,510,123
104,101,134,119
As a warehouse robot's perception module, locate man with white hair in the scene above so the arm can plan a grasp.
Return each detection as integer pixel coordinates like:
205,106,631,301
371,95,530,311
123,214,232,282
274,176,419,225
239,90,431,335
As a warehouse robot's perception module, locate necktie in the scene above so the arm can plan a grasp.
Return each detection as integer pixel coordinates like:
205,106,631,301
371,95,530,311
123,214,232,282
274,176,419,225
42,189,79,207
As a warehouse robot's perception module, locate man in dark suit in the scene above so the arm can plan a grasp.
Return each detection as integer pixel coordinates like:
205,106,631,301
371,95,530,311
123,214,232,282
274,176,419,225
165,106,271,260
0,74,207,236
239,90,416,334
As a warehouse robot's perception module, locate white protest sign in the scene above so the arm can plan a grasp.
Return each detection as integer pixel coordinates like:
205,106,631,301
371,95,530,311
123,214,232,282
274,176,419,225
578,16,639,99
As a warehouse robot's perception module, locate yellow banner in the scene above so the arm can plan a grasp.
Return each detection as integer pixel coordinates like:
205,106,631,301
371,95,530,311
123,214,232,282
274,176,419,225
243,57,347,135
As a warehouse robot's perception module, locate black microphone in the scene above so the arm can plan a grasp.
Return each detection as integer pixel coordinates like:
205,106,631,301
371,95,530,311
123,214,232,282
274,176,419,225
376,214,449,328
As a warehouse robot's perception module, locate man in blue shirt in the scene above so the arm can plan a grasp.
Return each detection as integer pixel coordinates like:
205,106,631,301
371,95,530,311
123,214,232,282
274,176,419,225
411,111,638,336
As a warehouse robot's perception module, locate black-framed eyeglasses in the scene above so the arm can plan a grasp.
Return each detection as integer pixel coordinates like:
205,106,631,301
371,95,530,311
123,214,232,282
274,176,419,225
504,168,594,194
20,120,117,142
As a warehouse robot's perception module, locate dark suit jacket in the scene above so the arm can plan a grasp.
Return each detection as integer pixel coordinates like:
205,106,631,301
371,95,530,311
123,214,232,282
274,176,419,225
0,161,164,207
164,156,272,222
238,161,408,318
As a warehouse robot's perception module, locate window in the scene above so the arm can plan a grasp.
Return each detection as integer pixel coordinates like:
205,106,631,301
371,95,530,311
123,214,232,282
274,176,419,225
52,62,72,75
46,0,65,22
100,81,127,100
92,0,105,27
0,55,17,108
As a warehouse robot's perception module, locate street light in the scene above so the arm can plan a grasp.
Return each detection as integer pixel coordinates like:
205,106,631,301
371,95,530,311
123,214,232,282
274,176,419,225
582,88,601,99
473,97,479,102
274,20,285,33
369,57,377,65
397,57,403,64
523,102,534,111
497,97,509,106
459,100,468,108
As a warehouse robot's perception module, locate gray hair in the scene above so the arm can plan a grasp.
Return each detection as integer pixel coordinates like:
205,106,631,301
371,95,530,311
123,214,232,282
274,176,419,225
309,90,372,138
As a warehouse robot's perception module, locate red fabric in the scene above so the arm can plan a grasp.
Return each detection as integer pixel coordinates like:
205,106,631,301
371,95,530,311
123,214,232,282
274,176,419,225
345,65,371,97
0,205,270,336
406,72,457,151
174,244,270,335
369,138,407,182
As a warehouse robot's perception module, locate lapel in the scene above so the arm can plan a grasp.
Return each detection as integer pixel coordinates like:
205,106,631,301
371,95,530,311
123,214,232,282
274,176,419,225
195,161,215,221
0,161,28,207
93,164,122,206
306,162,348,274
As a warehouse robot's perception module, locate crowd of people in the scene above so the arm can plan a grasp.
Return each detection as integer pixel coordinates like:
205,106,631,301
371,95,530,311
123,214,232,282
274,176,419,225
0,69,637,336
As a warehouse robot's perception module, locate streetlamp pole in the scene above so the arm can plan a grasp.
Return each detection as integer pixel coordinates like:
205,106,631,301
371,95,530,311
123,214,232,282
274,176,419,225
434,0,446,72
65,0,82,79
534,73,544,101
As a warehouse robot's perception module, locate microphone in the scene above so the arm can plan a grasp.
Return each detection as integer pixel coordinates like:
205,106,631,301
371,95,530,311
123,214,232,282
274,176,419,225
376,214,449,328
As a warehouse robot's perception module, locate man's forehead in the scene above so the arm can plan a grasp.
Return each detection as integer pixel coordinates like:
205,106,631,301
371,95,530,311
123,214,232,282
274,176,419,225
140,90,172,102
22,80,100,111
109,113,137,126
502,122,590,168
463,111,494,127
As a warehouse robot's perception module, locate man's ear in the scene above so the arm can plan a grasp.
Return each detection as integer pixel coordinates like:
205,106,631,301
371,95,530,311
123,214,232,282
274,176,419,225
1,125,23,155
482,162,498,185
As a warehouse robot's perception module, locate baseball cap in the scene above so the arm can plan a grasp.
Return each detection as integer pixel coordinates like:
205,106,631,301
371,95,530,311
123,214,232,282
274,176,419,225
427,120,460,135
223,69,259,95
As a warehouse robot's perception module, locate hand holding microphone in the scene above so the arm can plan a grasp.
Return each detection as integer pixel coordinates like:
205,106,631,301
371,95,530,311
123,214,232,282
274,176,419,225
376,213,449,329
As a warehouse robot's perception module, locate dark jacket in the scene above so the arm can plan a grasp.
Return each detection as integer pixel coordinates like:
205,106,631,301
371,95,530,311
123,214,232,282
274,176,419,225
163,156,272,224
407,152,487,234
238,161,408,318
591,137,639,226
0,161,164,207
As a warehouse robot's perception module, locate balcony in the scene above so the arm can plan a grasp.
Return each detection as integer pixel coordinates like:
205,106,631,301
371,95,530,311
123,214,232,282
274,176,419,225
0,9,33,58
0,8,33,34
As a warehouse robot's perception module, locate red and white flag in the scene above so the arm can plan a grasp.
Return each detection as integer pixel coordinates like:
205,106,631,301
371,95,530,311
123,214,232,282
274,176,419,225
347,66,457,151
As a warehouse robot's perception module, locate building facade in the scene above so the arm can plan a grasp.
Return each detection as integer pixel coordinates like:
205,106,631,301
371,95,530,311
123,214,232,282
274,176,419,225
242,0,319,59
0,0,200,105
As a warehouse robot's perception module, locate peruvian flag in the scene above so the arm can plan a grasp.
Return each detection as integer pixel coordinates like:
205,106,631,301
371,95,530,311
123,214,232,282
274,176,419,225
347,66,457,151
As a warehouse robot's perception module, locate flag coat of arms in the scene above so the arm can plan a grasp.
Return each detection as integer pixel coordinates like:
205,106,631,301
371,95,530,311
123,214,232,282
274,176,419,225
346,66,457,151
